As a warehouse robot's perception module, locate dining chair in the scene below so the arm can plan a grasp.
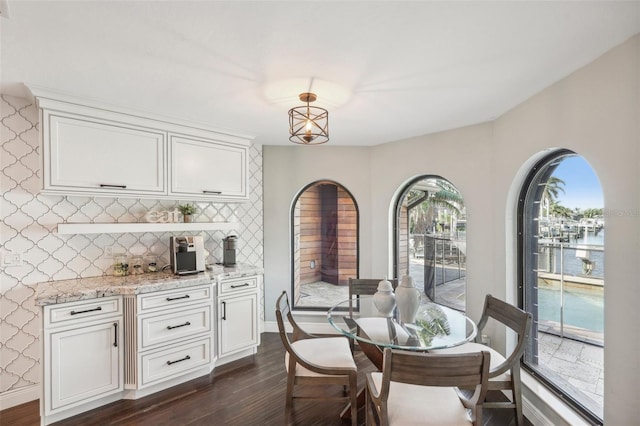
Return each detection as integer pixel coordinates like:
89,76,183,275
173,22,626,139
275,291,358,426
430,294,533,426
347,278,398,353
366,347,491,426
348,278,399,300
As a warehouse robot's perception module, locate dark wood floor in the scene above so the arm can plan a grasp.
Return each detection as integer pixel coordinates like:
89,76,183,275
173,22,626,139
1,333,529,426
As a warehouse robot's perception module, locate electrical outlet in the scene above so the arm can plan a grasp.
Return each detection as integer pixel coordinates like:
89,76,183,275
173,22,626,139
2,251,24,267
310,260,316,269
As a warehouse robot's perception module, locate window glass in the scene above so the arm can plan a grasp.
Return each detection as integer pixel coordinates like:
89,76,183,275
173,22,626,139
520,151,604,422
395,176,466,311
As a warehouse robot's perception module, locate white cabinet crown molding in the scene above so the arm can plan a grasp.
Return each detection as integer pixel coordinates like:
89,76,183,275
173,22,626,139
27,84,255,144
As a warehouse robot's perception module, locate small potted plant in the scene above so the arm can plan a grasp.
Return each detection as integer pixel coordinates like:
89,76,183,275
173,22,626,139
178,203,197,223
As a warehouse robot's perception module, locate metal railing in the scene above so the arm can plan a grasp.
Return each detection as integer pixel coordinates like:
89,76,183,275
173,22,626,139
410,234,467,302
535,240,604,345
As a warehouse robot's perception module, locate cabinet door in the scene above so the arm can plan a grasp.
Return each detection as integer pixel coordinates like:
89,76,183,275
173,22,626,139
170,135,248,200
44,113,166,195
45,319,123,414
218,293,258,357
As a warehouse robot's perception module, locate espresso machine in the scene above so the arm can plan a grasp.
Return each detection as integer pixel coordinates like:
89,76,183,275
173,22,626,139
170,236,205,275
222,235,238,266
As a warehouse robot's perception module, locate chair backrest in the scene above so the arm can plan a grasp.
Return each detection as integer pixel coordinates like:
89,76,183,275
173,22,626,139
275,291,313,345
476,294,533,373
376,347,490,425
275,291,354,378
382,348,490,391
348,278,398,298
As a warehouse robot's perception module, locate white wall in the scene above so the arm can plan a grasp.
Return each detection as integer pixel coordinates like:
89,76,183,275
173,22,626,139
263,34,640,423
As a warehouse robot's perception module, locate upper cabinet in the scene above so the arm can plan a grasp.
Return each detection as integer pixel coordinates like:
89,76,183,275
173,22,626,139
170,134,248,200
44,112,166,196
32,87,253,202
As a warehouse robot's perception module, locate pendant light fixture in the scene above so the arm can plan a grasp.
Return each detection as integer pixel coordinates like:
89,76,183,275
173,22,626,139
288,92,329,145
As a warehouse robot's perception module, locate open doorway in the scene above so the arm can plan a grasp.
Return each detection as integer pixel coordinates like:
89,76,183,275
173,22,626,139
291,181,358,310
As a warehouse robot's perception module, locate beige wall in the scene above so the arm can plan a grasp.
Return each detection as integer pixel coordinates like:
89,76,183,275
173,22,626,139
263,34,640,423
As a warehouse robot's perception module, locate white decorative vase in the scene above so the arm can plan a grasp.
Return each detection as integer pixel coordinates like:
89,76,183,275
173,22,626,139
373,277,396,317
396,275,421,323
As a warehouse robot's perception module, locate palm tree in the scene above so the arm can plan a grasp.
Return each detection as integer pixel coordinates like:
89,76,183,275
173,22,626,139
582,208,603,218
550,202,573,218
408,179,464,234
541,176,566,217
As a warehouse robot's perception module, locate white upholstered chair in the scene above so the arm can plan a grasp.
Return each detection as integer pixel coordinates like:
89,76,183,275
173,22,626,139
366,347,490,426
275,291,358,426
431,294,533,425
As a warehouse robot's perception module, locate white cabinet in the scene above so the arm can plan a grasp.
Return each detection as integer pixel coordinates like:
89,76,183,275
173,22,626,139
32,88,253,201
170,134,248,201
42,112,166,196
217,275,260,359
125,284,214,389
42,297,123,423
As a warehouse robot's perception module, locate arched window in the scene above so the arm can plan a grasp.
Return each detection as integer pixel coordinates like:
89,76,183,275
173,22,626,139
394,176,466,311
291,181,358,310
519,150,604,423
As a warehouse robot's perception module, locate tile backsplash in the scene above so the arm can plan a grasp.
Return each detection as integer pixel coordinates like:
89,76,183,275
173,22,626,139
0,94,264,396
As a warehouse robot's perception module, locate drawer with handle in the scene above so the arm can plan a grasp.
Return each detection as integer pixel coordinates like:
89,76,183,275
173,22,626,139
140,337,211,387
45,296,122,327
219,276,258,295
139,305,211,350
138,284,212,312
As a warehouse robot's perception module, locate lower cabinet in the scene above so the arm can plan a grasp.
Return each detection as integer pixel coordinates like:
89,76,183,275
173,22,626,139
218,275,261,360
125,284,214,390
42,297,124,424
40,276,261,423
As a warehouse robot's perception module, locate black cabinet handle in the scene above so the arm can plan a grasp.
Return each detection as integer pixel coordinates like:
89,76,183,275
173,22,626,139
99,184,127,189
167,321,191,330
166,295,190,301
113,322,118,347
202,190,222,195
222,301,226,320
70,306,102,315
230,283,250,289
167,355,191,365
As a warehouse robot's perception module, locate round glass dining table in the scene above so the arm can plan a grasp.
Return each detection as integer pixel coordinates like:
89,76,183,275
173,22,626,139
327,295,477,353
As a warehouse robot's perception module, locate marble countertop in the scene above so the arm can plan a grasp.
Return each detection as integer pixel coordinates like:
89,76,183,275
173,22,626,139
34,262,264,306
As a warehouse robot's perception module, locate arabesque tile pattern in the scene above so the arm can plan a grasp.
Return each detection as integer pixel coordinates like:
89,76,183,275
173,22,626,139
0,95,263,395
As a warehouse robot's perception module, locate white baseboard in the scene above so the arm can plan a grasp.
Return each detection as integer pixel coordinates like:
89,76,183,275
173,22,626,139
0,384,40,410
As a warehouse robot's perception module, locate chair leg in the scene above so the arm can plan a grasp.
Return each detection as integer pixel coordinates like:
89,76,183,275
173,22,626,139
350,374,358,426
512,366,524,426
365,387,375,426
474,405,483,426
285,372,295,424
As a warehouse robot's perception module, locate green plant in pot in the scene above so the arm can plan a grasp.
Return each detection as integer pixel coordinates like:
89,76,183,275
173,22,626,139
178,203,197,223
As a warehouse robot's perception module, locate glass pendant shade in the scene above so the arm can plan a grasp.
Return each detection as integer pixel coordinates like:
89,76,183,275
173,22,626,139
288,92,329,145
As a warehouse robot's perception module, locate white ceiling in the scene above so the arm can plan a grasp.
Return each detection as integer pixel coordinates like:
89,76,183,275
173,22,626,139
2,1,639,146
